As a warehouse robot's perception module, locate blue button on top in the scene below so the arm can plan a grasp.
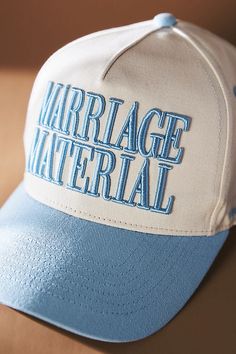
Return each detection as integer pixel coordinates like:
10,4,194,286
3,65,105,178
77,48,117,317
153,13,177,28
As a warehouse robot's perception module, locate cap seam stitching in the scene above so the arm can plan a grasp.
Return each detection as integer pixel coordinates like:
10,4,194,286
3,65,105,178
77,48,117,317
35,21,154,85
101,26,169,80
173,26,227,233
25,184,231,235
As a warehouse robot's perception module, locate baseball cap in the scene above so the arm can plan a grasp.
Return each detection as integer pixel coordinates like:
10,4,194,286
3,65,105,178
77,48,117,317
0,12,236,343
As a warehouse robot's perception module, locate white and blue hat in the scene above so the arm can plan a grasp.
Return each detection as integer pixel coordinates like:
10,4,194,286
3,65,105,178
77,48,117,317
0,13,236,342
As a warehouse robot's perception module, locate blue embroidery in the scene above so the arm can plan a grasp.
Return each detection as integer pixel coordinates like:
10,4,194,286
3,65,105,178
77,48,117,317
27,128,49,176
151,163,174,214
102,97,124,145
67,142,94,194
78,92,106,143
50,84,71,132
88,147,116,200
54,137,71,185
114,101,138,153
158,113,190,164
62,87,85,137
113,154,135,204
126,158,150,210
138,110,190,163
28,80,192,215
38,132,57,181
38,81,63,127
138,108,162,157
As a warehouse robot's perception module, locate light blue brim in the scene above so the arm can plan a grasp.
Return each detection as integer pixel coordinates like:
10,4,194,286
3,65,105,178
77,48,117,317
0,184,228,342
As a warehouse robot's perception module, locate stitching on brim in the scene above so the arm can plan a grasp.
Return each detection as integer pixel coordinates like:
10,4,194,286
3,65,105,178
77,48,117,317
0,239,192,316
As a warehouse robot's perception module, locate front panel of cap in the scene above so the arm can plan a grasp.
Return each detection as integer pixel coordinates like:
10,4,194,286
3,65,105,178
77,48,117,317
23,23,227,236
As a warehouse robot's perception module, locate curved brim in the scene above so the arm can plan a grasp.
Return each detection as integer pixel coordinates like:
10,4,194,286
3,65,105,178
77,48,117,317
0,184,228,342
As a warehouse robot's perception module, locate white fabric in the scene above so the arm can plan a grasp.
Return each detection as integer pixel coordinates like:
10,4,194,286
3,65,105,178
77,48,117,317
23,18,236,236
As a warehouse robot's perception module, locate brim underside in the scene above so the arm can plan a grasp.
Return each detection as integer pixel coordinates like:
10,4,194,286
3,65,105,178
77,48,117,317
0,184,228,342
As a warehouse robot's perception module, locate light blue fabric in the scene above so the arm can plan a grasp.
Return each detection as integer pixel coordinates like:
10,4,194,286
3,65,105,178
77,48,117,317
153,13,177,28
0,184,228,342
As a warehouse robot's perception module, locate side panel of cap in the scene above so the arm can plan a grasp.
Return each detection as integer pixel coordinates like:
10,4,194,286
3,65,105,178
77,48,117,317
177,21,236,233
23,22,227,236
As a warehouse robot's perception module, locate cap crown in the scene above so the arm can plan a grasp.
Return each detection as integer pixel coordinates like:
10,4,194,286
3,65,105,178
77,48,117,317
24,17,236,236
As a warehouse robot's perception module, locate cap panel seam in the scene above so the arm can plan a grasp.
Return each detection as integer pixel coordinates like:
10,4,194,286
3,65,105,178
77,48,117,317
29,21,154,96
173,26,228,234
23,24,230,237
101,26,169,80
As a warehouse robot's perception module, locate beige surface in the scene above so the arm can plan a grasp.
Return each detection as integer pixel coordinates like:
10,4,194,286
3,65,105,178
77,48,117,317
22,20,234,237
0,69,236,354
